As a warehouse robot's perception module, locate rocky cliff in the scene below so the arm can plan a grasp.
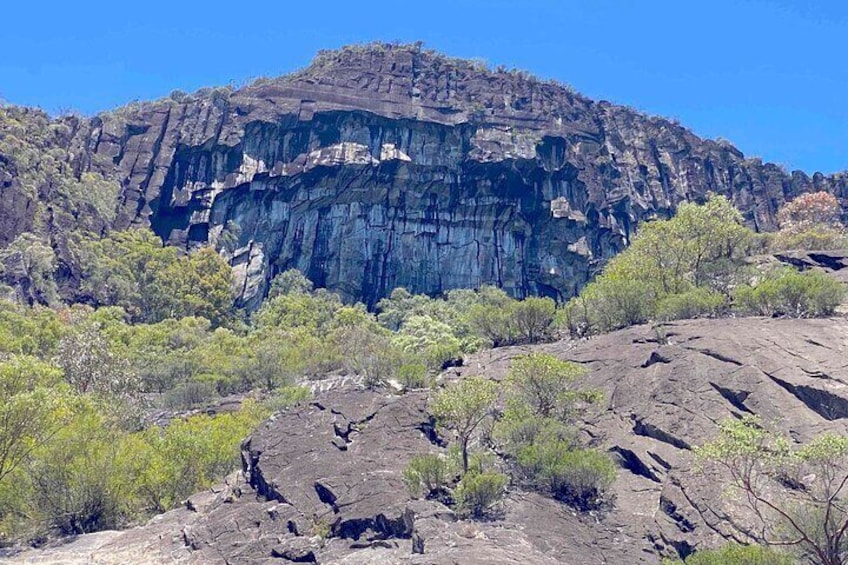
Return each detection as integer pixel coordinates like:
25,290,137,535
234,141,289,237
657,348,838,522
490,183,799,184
6,43,848,306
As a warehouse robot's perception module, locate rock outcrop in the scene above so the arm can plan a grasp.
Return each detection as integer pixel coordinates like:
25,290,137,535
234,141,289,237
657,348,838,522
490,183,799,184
9,316,848,564
4,43,848,306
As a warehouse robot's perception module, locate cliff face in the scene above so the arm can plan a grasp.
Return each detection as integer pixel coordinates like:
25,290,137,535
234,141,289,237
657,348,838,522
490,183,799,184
28,44,848,305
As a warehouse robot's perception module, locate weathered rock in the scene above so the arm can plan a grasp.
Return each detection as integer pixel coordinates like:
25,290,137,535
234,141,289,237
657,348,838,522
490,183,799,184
9,317,848,564
5,43,846,307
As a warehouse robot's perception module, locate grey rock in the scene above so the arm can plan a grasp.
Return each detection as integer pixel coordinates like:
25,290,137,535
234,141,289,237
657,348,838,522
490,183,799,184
5,44,846,306
11,317,848,564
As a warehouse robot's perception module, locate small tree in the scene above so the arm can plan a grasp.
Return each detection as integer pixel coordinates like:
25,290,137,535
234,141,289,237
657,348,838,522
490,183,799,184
0,356,73,485
778,192,843,234
431,377,498,474
697,416,848,565
268,268,314,299
506,353,599,421
512,297,557,343
0,233,59,305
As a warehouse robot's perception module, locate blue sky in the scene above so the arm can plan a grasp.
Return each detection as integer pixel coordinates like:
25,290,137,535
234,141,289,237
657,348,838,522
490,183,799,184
2,0,846,173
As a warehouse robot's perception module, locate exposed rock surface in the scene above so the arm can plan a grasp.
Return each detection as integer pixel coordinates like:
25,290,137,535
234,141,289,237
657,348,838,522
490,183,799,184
3,43,847,306
8,316,848,564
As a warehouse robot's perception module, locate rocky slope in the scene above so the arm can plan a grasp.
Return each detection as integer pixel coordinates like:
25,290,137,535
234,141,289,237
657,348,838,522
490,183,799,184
2,43,847,306
8,316,848,564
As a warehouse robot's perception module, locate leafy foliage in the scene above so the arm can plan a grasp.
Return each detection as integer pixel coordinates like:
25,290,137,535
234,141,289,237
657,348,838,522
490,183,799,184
663,543,794,564
79,229,235,325
491,353,613,510
0,356,74,485
403,454,451,499
564,194,846,335
697,416,848,565
454,471,508,518
505,353,597,420
431,377,498,474
733,267,845,317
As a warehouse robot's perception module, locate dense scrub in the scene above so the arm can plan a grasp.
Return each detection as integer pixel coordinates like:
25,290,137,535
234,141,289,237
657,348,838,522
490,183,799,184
562,193,846,336
1,179,845,547
406,352,612,518
0,261,560,544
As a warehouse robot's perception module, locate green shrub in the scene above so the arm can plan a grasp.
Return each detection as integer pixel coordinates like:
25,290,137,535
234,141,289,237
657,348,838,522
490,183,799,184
563,195,753,335
665,543,794,565
517,442,616,510
493,407,578,458
563,276,656,335
264,385,310,412
162,380,218,410
770,227,848,252
511,297,557,343
398,362,431,389
655,288,728,321
454,471,508,518
733,268,845,317
465,302,516,347
116,400,269,514
403,454,450,499
506,353,598,420
26,408,124,535
392,315,462,369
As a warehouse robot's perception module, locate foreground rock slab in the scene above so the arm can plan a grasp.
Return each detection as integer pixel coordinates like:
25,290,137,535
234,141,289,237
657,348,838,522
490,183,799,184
7,317,848,564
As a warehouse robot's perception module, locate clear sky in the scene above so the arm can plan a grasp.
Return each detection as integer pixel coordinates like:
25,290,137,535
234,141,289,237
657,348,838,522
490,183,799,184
2,0,846,174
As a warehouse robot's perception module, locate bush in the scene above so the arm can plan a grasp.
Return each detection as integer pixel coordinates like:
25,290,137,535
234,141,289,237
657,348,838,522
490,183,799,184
392,315,462,369
398,362,431,389
403,454,450,499
117,401,269,514
664,543,794,565
162,380,218,410
770,227,848,252
511,297,556,343
562,276,655,335
506,353,597,420
777,191,843,234
562,194,753,336
655,288,728,321
733,268,845,317
493,407,578,458
454,471,508,518
517,442,615,510
26,408,123,535
264,385,310,412
465,302,516,347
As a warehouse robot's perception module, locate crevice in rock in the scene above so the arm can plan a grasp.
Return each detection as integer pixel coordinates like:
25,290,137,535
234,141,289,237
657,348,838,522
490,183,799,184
659,495,695,533
641,350,672,368
633,419,691,450
333,508,414,541
709,382,753,414
270,547,317,563
766,372,848,420
799,367,833,380
808,252,847,270
315,482,340,514
609,446,661,482
417,415,447,447
647,451,672,471
685,347,743,366
242,445,287,504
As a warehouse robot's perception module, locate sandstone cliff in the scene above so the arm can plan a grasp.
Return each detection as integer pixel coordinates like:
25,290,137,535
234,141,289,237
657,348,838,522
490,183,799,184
5,43,848,306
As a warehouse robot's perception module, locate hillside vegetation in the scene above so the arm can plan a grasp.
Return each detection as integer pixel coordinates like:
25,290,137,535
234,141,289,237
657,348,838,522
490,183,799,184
0,189,846,563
